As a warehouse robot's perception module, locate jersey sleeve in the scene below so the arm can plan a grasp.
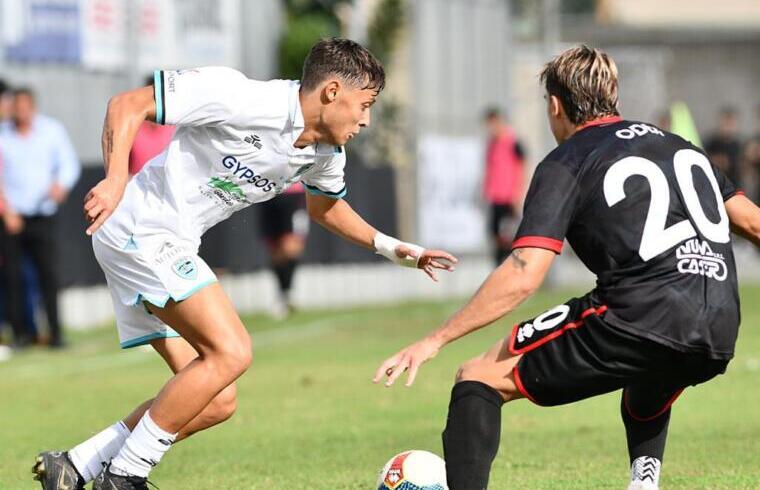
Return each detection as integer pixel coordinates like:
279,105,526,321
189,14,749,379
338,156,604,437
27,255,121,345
302,148,347,199
713,163,742,201
153,67,249,126
513,159,580,254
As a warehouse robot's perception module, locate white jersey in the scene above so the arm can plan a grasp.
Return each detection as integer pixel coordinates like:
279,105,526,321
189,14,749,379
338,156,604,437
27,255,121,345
93,67,348,347
99,67,347,250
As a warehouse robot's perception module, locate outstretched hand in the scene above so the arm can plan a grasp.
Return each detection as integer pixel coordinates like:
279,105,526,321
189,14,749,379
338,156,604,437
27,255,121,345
373,337,442,387
395,245,458,282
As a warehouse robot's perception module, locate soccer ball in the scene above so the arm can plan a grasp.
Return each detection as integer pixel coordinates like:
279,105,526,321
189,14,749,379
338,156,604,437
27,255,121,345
377,450,448,490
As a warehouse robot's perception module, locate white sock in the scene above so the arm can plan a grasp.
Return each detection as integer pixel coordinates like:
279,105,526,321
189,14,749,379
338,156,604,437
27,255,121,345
628,456,661,490
110,411,177,478
69,421,131,482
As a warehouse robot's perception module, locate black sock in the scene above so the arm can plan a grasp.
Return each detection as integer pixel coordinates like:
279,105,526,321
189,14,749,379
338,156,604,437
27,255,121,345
620,388,672,464
272,259,298,298
442,381,504,490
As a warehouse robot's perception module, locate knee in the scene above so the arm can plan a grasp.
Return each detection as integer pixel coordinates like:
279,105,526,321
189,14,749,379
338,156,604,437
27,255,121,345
454,358,518,403
455,357,482,383
210,334,253,379
206,384,238,424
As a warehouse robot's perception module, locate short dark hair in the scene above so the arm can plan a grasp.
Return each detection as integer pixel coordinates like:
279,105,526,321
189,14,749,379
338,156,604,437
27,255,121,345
0,79,8,96
13,86,36,102
301,38,385,93
484,107,503,121
540,45,619,125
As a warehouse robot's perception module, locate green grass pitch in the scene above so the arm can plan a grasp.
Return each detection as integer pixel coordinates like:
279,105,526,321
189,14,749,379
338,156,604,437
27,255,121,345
1,286,759,489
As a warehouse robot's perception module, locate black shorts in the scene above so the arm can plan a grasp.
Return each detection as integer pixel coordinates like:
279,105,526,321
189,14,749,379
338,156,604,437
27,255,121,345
258,192,308,241
510,294,730,412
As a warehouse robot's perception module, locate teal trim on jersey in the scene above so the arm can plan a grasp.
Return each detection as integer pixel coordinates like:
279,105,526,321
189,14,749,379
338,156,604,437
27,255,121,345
130,279,218,309
153,70,164,125
120,331,181,349
304,183,347,199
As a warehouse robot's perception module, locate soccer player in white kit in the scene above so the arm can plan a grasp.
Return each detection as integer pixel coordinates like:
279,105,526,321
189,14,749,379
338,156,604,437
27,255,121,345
32,38,457,490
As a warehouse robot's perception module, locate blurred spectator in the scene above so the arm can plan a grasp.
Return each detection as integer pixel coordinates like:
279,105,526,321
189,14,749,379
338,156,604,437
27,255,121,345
259,184,309,319
0,79,11,122
744,104,760,202
656,109,671,131
483,107,525,265
0,80,43,348
705,106,743,188
0,79,9,357
0,88,80,348
128,75,175,176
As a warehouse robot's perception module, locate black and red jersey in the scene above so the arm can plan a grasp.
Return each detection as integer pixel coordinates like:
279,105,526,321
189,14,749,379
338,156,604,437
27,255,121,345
514,117,741,359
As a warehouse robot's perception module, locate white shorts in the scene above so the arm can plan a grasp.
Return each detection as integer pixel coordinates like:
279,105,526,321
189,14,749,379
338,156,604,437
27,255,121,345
92,231,217,349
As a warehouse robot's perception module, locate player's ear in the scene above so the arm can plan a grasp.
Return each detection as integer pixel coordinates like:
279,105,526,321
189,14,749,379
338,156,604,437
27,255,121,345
549,95,563,119
322,80,341,103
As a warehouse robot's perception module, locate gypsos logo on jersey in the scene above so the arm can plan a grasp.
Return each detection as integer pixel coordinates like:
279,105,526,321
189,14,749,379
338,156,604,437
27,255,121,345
220,155,276,192
675,238,727,281
199,155,278,208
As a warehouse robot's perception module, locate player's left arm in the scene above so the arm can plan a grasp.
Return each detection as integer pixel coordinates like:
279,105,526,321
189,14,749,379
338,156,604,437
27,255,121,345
306,192,457,281
374,246,555,386
725,193,760,247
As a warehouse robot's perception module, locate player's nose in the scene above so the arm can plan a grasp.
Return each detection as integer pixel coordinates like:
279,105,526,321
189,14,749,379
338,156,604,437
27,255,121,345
360,110,371,128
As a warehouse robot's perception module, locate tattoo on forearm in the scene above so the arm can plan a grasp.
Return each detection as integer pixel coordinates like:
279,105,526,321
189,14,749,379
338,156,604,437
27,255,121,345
105,129,114,157
102,119,114,163
509,249,527,270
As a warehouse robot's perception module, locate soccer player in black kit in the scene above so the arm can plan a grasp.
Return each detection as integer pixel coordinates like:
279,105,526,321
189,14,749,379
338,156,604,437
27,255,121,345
375,45,760,490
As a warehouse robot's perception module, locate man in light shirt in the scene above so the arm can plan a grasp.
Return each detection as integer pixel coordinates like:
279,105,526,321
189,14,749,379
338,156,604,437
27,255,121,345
0,87,80,349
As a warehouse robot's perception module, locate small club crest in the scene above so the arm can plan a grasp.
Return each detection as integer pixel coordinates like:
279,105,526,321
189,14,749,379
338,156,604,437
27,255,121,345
172,257,198,280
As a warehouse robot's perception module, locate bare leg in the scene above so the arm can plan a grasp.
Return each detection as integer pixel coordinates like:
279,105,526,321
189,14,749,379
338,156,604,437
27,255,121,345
134,283,251,433
122,336,238,442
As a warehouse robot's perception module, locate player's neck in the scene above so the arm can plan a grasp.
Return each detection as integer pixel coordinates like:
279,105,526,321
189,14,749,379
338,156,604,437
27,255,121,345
560,114,623,143
296,90,329,149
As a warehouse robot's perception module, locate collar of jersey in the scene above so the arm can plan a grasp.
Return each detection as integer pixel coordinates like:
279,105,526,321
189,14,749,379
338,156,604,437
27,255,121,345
577,115,623,131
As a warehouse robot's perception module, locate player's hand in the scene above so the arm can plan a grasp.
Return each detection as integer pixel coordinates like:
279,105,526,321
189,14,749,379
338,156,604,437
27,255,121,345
3,211,24,235
374,337,443,387
395,245,458,282
84,177,126,235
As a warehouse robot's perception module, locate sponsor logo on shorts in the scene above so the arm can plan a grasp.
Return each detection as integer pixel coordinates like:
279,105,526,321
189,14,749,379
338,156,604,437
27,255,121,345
153,241,190,266
676,238,727,281
172,256,198,280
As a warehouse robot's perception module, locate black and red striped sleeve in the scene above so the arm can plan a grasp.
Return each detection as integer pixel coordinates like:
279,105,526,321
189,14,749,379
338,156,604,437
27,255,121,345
513,159,580,254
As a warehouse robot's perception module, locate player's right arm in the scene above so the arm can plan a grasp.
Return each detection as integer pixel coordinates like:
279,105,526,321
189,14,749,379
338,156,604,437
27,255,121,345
84,85,156,235
726,194,760,247
376,156,578,387
84,67,250,235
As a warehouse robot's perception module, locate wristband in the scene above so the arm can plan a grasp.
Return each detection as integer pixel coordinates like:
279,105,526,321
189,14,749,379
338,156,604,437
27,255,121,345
373,232,424,268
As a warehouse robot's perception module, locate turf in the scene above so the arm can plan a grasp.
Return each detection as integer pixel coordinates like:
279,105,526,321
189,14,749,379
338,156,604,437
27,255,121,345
1,286,759,489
